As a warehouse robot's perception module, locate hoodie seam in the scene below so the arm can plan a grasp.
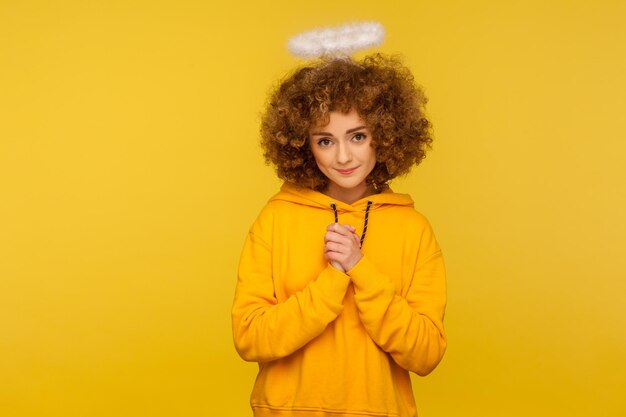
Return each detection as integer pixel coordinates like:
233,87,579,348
251,404,400,417
415,249,442,269
249,230,272,252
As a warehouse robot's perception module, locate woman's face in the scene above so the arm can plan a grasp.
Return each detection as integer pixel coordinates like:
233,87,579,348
309,109,376,198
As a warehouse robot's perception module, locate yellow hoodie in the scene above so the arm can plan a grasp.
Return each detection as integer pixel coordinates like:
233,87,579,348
232,183,446,417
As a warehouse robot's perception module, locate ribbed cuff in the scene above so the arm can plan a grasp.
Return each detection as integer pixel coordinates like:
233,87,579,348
346,256,392,294
315,264,351,306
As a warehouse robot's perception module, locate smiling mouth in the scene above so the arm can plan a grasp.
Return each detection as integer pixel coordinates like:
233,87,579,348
336,167,359,175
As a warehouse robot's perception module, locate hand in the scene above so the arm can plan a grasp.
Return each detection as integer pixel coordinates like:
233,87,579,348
324,223,363,273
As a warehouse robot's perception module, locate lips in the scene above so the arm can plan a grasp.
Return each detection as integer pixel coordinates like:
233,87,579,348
336,167,358,175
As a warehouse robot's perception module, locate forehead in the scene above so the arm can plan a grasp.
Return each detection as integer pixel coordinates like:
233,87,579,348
310,108,366,130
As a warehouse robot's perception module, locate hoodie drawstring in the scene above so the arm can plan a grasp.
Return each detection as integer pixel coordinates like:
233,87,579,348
360,200,373,247
330,201,373,247
330,202,339,224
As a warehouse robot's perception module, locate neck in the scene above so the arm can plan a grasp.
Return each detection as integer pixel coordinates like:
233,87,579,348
324,182,376,205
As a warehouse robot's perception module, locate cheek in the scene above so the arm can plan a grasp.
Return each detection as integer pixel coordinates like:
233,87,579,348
310,148,330,169
364,147,377,169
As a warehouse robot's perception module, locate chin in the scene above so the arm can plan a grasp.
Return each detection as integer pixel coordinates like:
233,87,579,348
332,178,367,190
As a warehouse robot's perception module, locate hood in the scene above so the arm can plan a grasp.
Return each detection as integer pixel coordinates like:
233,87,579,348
269,182,414,213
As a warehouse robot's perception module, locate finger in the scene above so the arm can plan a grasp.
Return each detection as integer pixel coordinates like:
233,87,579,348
325,232,356,247
327,223,356,237
325,231,349,242
327,223,350,233
325,250,346,265
324,241,348,254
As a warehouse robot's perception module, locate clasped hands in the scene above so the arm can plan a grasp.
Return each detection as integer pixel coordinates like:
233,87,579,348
324,223,363,273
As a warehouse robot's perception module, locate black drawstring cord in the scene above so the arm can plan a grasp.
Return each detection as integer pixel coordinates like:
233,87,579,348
329,201,373,247
330,202,339,224
360,200,373,247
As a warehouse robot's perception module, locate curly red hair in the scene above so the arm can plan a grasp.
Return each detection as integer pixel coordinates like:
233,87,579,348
261,53,433,190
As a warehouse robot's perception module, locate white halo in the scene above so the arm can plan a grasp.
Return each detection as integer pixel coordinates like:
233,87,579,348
288,22,385,58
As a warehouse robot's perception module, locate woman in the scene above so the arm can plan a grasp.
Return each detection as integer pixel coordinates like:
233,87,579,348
232,54,446,417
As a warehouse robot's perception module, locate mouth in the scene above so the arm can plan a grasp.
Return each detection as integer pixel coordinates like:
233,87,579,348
335,167,359,175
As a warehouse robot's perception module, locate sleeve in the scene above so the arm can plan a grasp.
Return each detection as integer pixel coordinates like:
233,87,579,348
346,227,447,376
232,221,351,363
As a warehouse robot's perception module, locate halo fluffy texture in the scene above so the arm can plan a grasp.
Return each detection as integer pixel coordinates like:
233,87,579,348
288,22,385,58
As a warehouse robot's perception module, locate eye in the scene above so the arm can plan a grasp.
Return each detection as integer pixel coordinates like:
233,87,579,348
317,138,333,147
352,132,368,142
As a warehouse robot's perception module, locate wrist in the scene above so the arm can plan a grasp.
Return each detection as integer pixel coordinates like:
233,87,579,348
330,260,345,273
343,253,363,273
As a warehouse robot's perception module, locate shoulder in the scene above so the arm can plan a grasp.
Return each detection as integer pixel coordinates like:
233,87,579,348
379,202,432,229
253,198,298,222
377,202,440,252
248,200,278,234
247,195,311,237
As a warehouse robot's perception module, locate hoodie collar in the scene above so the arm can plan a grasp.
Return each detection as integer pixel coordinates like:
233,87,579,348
269,182,414,212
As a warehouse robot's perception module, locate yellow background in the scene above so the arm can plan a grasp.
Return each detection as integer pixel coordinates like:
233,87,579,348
1,0,625,416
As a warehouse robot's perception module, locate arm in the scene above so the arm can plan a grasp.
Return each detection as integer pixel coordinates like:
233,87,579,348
232,229,351,363
324,221,446,374
347,249,447,376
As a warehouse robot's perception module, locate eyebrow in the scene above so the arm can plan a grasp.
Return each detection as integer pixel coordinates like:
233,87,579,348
310,125,367,136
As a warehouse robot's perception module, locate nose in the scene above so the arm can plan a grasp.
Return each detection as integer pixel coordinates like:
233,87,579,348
336,142,353,165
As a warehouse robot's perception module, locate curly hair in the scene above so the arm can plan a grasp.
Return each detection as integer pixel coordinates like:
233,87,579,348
260,53,433,190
